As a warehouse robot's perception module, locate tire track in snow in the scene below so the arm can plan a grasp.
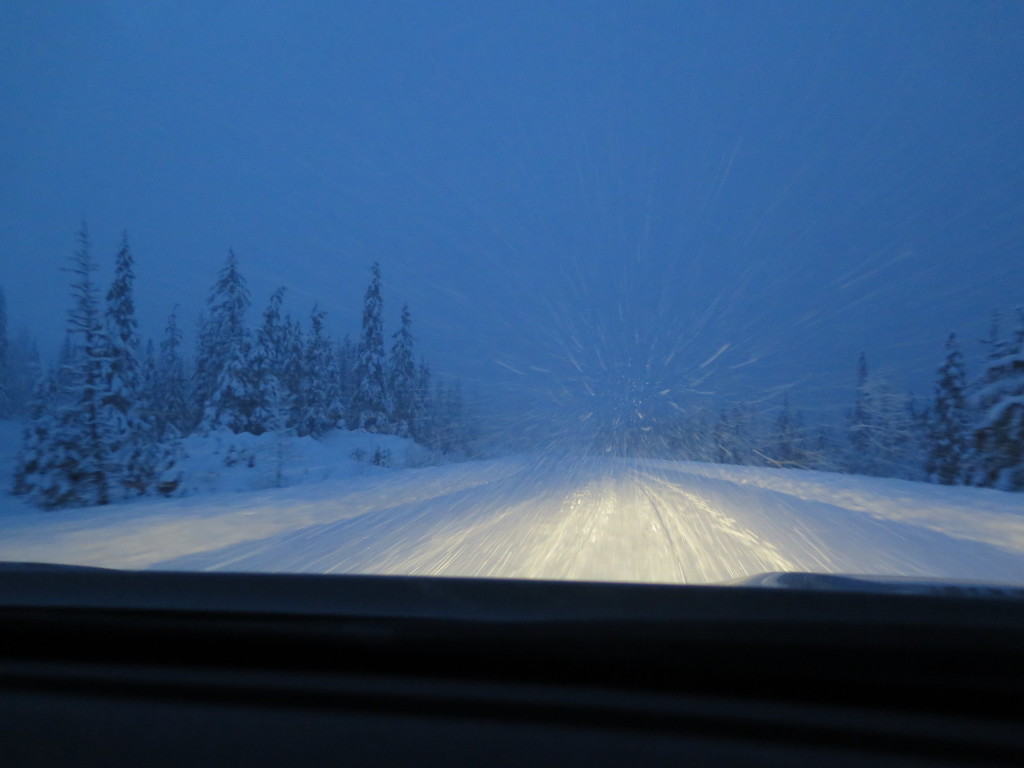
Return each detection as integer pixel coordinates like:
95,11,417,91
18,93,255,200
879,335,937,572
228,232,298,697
629,468,797,582
152,458,1024,585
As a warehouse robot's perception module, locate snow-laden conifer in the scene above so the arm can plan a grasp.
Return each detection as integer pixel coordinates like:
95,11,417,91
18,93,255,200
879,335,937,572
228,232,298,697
248,287,291,435
388,304,417,438
194,250,250,427
926,333,969,484
971,309,1024,490
15,224,113,506
199,334,255,434
280,314,305,428
350,262,392,432
296,306,343,437
154,308,190,438
12,372,60,497
102,232,155,497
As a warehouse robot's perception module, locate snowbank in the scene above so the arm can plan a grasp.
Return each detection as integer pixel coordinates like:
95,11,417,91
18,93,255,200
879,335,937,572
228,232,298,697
649,460,1024,554
174,428,431,496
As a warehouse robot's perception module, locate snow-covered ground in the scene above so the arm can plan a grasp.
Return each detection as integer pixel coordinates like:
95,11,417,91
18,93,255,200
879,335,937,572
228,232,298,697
1,420,1023,584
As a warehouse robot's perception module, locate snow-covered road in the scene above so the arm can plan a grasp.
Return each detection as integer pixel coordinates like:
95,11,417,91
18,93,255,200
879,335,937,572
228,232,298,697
2,422,1022,584
152,458,1024,584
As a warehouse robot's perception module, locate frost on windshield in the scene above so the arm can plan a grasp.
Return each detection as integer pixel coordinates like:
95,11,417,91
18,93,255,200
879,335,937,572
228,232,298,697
0,2,1022,584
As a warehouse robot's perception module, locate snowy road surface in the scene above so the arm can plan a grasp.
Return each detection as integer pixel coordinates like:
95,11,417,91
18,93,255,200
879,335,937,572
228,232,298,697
151,458,1024,584
3,452,1024,584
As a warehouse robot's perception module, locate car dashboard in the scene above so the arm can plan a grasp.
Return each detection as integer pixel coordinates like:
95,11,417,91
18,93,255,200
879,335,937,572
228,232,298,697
0,565,1022,767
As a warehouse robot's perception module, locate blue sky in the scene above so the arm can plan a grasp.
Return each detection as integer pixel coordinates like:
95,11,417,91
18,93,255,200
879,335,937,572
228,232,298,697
2,1,1023,437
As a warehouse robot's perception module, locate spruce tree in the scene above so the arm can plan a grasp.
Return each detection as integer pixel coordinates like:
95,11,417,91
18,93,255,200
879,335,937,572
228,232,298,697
105,233,141,395
12,372,60,497
388,304,417,438
194,250,250,428
248,287,290,435
926,333,969,484
846,354,925,480
971,308,1024,490
155,308,190,438
103,232,154,496
280,313,305,428
65,223,114,504
15,224,112,507
350,262,392,432
297,306,343,437
137,338,158,446
200,335,256,434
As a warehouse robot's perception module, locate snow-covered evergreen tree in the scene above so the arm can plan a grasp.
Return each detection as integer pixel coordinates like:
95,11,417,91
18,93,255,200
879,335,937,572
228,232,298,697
105,234,141,395
388,304,417,438
12,372,60,496
971,308,1024,490
846,357,924,479
138,337,159,451
250,369,289,435
350,262,392,432
199,335,256,434
142,316,187,497
247,287,290,435
255,288,287,370
102,232,155,497
926,333,969,485
280,313,305,428
154,308,190,438
194,250,250,429
15,224,113,507
296,306,343,437
62,224,115,504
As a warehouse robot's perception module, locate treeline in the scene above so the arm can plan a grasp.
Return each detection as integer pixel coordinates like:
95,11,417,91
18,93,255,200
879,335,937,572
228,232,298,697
7,224,475,508
664,312,1024,491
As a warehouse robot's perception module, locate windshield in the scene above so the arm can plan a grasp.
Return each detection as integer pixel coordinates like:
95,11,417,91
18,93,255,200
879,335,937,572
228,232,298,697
1,1,1022,587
